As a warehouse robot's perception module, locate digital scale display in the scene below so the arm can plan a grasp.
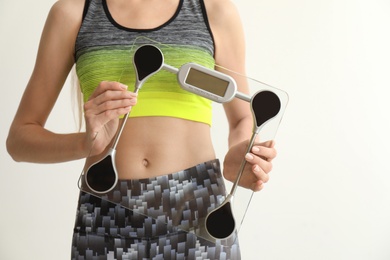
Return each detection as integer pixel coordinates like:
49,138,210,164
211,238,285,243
177,63,237,103
185,68,229,97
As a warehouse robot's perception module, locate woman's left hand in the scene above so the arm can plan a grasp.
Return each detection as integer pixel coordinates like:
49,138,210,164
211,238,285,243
223,140,277,191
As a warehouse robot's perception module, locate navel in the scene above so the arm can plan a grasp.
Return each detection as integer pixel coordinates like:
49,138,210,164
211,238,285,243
142,158,149,167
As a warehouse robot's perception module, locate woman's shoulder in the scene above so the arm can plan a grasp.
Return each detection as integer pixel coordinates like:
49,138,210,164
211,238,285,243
203,0,241,30
40,0,86,50
48,0,85,26
203,0,239,17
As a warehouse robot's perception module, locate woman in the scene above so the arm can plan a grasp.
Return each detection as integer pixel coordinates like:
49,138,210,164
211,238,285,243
7,0,276,259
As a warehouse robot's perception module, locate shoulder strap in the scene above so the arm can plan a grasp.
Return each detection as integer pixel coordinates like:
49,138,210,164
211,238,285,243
82,0,91,21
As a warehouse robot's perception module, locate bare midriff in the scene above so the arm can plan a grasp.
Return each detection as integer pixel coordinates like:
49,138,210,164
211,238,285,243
84,117,216,179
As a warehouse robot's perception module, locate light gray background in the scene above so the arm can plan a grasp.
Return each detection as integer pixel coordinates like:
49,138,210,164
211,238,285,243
1,0,389,259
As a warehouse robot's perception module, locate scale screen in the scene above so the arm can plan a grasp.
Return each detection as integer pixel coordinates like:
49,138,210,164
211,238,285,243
185,67,229,97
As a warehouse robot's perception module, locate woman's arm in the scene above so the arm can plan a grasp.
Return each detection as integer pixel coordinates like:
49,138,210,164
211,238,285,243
206,0,277,191
7,0,85,163
6,0,136,163
206,0,252,146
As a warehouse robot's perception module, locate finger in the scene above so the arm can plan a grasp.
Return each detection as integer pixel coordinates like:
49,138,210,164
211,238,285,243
256,140,275,148
89,81,128,100
92,88,136,108
251,145,277,162
84,103,132,136
97,105,132,120
84,90,137,116
252,164,270,183
245,152,273,174
251,180,264,192
84,99,133,124
94,98,136,116
93,102,134,124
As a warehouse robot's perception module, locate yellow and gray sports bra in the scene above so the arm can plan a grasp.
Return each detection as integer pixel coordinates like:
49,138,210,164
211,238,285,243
75,0,215,125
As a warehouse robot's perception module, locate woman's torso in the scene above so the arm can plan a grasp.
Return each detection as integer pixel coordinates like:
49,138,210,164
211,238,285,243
86,117,215,179
78,0,217,179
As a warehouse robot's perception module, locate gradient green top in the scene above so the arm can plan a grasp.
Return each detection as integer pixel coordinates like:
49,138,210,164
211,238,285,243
75,0,215,125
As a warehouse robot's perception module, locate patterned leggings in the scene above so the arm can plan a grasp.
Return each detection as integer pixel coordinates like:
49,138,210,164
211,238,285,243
71,159,241,260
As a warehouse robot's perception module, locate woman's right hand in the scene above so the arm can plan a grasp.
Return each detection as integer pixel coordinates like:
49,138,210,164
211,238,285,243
83,81,137,156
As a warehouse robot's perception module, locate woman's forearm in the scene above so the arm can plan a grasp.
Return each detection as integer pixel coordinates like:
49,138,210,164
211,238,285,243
6,124,88,163
227,115,253,148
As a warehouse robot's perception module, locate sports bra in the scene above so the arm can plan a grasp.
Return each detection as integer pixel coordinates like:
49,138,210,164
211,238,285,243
75,0,215,125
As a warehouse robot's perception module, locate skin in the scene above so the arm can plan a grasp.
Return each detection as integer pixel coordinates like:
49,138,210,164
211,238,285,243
6,0,277,191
